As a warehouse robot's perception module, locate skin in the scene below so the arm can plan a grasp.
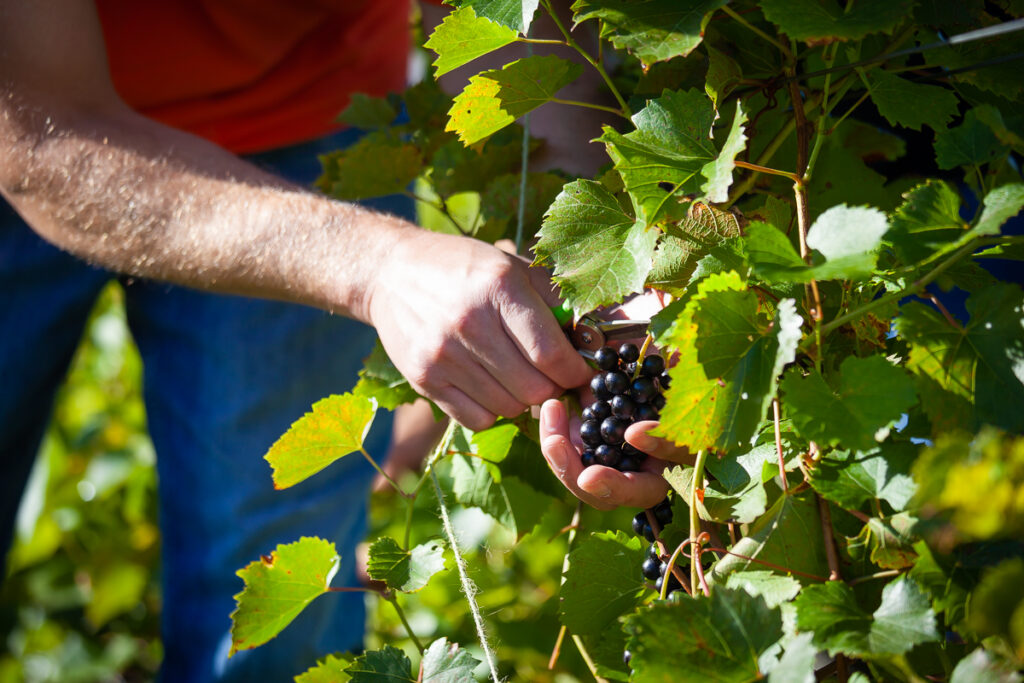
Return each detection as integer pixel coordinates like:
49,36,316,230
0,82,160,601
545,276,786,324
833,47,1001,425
0,0,592,432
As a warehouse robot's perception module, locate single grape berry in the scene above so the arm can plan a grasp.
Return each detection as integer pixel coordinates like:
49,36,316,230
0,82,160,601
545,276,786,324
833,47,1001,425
647,543,660,562
590,373,612,400
594,346,619,371
595,444,622,468
631,376,658,403
651,393,667,410
581,406,594,421
631,511,647,537
642,556,662,580
654,499,673,526
618,456,641,472
580,449,596,467
641,354,665,377
580,420,603,446
604,370,630,395
619,342,640,363
634,403,659,422
610,394,636,419
587,400,611,421
658,370,671,389
600,417,628,444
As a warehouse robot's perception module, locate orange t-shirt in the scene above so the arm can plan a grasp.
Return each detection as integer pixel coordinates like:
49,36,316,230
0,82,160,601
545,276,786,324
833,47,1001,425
95,0,412,153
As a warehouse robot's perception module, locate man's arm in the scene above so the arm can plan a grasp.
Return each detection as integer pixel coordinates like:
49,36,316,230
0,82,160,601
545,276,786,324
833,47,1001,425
0,0,591,430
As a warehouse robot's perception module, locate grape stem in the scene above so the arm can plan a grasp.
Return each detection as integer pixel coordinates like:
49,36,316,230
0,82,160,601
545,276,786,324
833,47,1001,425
689,449,709,595
646,508,693,596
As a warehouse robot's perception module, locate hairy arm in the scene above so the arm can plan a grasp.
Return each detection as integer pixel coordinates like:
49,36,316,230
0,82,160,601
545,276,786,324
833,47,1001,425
0,0,591,429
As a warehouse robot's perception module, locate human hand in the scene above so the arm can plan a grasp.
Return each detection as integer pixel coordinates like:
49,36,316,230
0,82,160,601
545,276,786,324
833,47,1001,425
539,398,694,510
367,229,591,431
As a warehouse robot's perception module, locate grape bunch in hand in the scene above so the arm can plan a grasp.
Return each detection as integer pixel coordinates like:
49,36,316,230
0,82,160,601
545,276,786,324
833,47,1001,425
578,343,669,472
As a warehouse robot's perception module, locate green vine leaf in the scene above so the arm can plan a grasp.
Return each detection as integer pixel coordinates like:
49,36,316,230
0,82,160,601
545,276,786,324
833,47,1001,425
318,133,422,201
971,183,1024,239
560,531,646,636
623,587,783,682
338,93,398,130
897,284,1024,434
296,653,354,683
572,0,728,66
343,646,414,682
425,6,519,77
445,0,540,35
533,179,657,317
886,179,967,264
867,68,959,132
654,272,802,452
450,453,550,537
708,492,830,586
723,570,802,608
759,0,915,42
701,445,772,524
700,101,748,203
230,538,339,655
353,340,420,411
781,356,917,452
766,632,817,683
366,537,446,593
599,89,718,224
420,637,481,682
794,578,939,656
809,442,919,512
935,107,1004,170
804,204,890,281
705,44,742,109
854,512,919,570
447,55,583,145
264,394,377,490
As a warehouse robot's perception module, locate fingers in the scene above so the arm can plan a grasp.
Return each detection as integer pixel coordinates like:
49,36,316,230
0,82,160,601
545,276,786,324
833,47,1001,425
625,421,694,466
499,266,592,391
540,400,670,510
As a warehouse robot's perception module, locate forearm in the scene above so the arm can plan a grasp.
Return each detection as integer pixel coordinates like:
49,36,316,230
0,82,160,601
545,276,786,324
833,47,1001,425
0,92,406,321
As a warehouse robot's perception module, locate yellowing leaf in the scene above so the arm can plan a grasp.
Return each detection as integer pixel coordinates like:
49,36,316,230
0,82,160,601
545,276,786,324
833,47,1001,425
264,394,377,489
230,537,339,656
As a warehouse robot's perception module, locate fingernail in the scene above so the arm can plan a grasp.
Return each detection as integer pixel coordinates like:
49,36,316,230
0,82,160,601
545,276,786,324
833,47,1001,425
550,441,569,476
590,482,611,498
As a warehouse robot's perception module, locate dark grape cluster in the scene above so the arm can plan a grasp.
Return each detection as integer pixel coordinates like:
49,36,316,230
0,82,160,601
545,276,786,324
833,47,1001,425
631,499,682,595
578,343,669,472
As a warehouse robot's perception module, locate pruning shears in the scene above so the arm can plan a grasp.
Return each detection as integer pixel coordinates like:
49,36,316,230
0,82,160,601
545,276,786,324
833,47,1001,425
550,302,650,358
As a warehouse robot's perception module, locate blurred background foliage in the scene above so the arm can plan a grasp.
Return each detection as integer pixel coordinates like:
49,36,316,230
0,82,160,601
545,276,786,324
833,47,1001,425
1,282,625,682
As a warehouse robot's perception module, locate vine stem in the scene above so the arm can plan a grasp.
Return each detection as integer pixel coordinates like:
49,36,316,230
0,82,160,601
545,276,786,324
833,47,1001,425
689,449,709,594
359,447,409,499
386,594,425,654
548,503,581,671
550,97,631,118
540,0,631,118
734,159,800,183
703,547,830,582
646,509,692,596
818,494,842,582
428,424,502,683
849,569,903,586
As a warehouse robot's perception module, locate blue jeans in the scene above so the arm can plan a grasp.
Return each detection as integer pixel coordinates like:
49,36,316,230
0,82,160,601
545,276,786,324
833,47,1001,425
0,129,412,680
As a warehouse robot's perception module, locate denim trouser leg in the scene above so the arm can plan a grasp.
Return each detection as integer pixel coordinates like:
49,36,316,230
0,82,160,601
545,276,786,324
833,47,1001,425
1,127,412,682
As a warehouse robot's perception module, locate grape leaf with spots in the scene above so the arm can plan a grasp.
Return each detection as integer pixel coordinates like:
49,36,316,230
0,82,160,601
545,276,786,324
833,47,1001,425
533,179,657,317
447,55,583,145
653,272,802,452
264,394,377,489
230,538,340,655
